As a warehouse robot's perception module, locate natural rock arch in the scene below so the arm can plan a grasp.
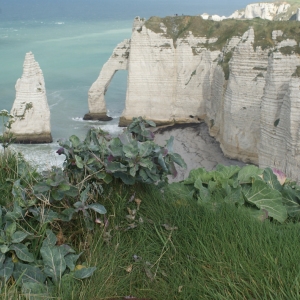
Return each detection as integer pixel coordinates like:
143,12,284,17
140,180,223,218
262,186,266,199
83,39,130,121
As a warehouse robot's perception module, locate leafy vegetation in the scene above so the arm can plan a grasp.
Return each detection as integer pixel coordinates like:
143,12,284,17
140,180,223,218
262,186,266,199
59,184,300,299
292,66,300,77
0,117,186,298
168,164,300,224
144,16,300,54
0,110,15,151
2,116,300,298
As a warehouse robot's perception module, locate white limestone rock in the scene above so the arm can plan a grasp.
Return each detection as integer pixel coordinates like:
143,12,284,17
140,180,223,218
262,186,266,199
229,2,290,20
297,8,300,21
259,53,300,180
90,16,300,181
210,28,269,164
272,30,283,40
119,24,220,126
9,52,52,143
200,13,226,21
84,39,131,120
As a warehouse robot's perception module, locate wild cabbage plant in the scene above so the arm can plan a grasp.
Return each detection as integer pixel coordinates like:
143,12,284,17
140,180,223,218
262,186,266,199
169,164,300,223
57,117,187,186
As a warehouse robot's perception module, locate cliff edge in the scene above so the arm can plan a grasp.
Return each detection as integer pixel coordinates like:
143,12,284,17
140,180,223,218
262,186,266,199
89,16,300,181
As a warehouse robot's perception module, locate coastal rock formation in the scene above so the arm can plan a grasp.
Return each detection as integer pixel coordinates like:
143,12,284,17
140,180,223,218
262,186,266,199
297,8,300,21
84,39,130,120
240,2,290,20
259,53,300,181
203,1,294,21
9,52,52,143
90,15,300,181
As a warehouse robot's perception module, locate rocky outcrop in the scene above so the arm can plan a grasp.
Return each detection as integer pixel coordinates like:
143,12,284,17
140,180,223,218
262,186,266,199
90,16,300,181
9,52,52,143
297,8,300,21
84,39,130,120
202,2,294,22
259,53,300,181
119,17,220,126
213,28,269,164
244,2,290,20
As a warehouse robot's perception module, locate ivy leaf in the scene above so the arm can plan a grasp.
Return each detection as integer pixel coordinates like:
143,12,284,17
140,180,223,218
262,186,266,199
10,243,34,262
73,267,96,279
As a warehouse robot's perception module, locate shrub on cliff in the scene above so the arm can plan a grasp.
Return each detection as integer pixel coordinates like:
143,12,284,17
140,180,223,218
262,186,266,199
168,164,300,223
0,116,186,298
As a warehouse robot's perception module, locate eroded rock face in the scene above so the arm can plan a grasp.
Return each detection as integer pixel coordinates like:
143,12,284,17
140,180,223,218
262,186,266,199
10,52,52,143
90,16,300,181
297,8,300,21
259,53,300,181
214,28,269,164
229,2,291,20
120,20,220,126
84,39,130,120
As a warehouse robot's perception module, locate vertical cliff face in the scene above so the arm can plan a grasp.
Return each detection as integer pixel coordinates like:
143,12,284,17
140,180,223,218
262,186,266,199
10,52,52,143
120,17,220,126
90,16,300,180
259,52,300,180
215,28,269,163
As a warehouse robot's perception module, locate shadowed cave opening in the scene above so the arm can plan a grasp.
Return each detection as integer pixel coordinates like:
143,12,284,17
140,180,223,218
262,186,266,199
104,70,127,119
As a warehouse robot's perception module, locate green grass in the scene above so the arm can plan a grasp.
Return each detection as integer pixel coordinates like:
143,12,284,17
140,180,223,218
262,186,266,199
2,151,300,299
144,16,300,54
0,150,21,206
56,183,300,300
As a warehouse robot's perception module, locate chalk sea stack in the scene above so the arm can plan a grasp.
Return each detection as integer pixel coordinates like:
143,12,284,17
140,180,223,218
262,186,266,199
9,52,52,143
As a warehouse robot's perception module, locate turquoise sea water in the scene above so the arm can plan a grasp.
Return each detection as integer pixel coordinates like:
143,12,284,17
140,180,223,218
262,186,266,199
0,0,252,168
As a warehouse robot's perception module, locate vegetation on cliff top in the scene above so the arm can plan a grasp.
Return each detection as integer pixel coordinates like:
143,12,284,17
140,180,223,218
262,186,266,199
2,116,300,298
144,16,300,53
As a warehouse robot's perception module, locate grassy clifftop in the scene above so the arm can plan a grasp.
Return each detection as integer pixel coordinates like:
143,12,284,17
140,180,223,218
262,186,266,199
144,16,300,52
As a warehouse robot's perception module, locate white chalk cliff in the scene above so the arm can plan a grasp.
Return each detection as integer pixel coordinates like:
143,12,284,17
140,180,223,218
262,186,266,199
89,15,300,181
229,2,291,20
9,52,52,143
84,39,130,120
203,1,298,21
